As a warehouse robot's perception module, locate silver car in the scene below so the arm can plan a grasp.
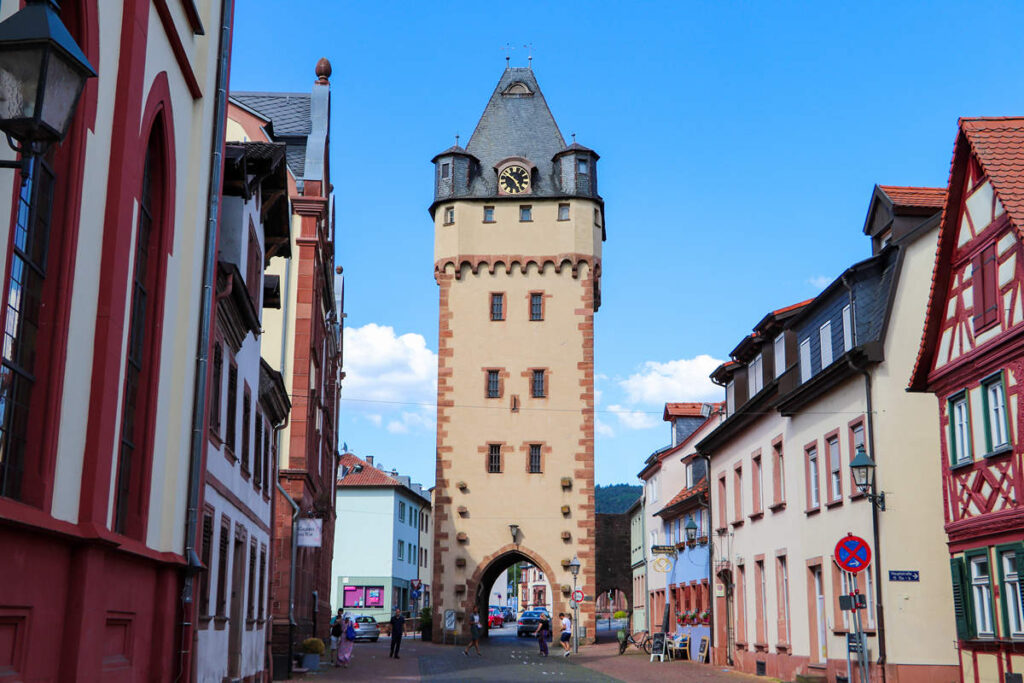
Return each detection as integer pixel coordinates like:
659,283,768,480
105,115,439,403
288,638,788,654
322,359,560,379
350,615,380,642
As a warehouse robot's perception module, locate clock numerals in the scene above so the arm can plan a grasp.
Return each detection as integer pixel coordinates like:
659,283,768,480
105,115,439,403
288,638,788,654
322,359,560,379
499,165,530,194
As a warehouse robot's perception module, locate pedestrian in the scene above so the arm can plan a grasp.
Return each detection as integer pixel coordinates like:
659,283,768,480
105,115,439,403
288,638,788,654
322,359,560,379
534,611,550,656
389,607,406,659
336,617,355,668
559,612,572,657
462,612,482,656
329,609,343,666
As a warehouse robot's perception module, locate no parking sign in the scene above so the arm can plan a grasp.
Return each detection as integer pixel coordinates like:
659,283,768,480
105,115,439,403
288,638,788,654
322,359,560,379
834,533,871,573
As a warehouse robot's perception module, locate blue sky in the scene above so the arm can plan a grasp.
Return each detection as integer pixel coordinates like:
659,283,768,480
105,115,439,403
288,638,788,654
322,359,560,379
230,1,1024,489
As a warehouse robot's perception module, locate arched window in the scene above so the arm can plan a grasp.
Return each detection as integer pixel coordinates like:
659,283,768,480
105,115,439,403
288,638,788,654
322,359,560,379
114,124,166,537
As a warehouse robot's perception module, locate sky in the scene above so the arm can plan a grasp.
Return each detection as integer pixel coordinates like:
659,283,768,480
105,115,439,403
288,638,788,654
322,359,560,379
229,1,1024,489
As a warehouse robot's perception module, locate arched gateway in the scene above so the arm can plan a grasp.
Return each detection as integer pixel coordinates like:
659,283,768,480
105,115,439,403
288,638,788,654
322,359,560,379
429,67,605,643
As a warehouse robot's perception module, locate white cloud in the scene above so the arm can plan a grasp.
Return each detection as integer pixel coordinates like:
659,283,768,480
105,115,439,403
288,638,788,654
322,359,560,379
619,354,725,405
342,323,438,433
807,274,831,290
595,388,603,405
607,404,660,430
595,418,615,437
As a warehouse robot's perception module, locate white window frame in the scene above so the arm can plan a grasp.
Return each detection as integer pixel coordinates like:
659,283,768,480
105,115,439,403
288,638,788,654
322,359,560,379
842,305,853,352
773,335,785,379
971,555,994,637
800,339,812,383
398,540,404,561
1002,551,1024,637
808,447,820,508
558,203,570,221
951,395,972,464
828,437,841,502
726,380,736,415
748,353,763,397
685,463,694,489
820,321,833,367
985,377,1009,450
399,501,405,522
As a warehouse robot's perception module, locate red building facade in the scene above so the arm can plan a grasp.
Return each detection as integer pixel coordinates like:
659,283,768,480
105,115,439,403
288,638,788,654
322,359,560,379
911,117,1024,683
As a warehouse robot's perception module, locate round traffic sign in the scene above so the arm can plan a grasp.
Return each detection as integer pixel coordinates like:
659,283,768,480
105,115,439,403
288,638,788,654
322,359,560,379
572,589,584,603
834,534,871,573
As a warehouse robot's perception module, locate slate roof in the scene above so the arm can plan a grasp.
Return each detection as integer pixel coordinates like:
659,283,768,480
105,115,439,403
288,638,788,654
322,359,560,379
910,117,1024,390
464,68,567,197
877,185,946,211
230,92,312,179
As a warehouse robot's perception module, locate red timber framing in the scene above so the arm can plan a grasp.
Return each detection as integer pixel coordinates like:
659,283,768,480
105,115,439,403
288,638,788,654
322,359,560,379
0,1,233,682
911,117,1024,682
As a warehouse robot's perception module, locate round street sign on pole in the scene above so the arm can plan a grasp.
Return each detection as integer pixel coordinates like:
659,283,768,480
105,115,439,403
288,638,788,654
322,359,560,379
834,533,871,573
572,589,585,603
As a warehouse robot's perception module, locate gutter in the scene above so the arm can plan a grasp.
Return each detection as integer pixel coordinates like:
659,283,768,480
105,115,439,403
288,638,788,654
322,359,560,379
176,1,234,681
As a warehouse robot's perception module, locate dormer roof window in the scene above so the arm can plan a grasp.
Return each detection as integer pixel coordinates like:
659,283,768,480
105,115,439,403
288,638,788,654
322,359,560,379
502,81,533,97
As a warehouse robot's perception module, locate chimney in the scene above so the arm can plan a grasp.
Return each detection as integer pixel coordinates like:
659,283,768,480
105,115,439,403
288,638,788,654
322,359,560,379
366,455,374,466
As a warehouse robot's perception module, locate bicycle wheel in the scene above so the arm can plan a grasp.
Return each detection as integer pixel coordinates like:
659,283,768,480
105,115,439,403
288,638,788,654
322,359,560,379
641,638,652,655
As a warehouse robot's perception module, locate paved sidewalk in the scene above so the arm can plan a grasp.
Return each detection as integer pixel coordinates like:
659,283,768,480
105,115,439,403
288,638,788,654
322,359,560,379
574,640,776,683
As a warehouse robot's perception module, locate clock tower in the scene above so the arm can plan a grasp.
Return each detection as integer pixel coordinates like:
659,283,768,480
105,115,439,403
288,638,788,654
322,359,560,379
430,67,604,641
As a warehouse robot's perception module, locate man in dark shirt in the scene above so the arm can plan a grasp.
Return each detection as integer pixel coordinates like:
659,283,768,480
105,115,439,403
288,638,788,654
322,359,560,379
389,607,406,659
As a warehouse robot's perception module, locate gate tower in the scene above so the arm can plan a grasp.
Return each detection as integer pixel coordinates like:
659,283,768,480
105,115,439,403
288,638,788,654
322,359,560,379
430,67,604,641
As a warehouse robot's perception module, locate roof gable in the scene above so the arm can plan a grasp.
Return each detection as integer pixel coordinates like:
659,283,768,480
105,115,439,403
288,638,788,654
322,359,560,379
910,117,1024,390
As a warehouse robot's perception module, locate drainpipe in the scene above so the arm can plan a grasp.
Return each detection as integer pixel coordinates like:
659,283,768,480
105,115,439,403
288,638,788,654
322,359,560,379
699,453,726,665
841,275,887,683
277,474,299,678
176,2,234,682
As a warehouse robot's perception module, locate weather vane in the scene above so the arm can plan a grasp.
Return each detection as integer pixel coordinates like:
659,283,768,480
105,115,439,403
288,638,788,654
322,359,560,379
524,43,533,67
501,42,514,66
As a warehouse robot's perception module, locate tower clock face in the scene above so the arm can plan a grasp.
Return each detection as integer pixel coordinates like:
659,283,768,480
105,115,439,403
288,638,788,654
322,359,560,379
499,165,530,194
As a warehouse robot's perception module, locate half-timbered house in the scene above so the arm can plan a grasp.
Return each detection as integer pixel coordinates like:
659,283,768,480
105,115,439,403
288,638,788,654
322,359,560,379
910,117,1024,683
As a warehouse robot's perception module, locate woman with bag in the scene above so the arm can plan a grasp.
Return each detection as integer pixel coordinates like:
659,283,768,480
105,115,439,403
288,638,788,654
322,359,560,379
336,617,356,668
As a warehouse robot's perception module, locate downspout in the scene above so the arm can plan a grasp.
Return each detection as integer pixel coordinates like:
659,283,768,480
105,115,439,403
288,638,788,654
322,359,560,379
842,274,887,683
699,452,727,665
176,2,233,682
276,453,299,679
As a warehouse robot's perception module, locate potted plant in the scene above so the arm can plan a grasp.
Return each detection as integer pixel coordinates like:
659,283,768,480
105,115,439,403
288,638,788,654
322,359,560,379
299,637,324,670
420,606,433,641
701,610,711,625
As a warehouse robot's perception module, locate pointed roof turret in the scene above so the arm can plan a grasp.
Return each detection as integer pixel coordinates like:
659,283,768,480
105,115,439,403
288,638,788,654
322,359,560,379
464,68,567,197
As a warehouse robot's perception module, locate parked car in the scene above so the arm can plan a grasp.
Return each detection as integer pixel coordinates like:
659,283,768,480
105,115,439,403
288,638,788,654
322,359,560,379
517,609,548,637
503,607,515,622
350,615,380,641
488,609,504,628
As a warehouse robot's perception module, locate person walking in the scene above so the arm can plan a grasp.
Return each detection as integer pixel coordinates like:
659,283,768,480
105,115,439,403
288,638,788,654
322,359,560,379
336,617,355,668
463,612,482,656
559,612,572,657
329,610,344,666
389,607,406,659
534,612,550,656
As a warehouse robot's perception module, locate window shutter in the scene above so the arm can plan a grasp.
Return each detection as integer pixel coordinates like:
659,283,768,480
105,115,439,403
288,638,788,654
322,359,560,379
972,252,985,329
983,245,999,326
950,557,975,640
1015,549,1024,631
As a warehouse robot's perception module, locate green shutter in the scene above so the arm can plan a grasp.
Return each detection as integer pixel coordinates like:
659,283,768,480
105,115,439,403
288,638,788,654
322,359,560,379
950,557,975,640
1015,549,1024,632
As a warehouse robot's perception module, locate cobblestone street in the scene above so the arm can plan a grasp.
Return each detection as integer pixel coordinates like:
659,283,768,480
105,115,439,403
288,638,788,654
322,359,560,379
308,635,771,682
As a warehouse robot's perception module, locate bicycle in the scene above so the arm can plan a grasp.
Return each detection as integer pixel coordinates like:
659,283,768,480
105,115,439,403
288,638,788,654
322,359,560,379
617,629,651,655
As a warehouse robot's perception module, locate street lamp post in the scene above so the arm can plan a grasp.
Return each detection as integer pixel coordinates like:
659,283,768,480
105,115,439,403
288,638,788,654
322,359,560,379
850,444,886,511
569,555,581,654
684,516,698,543
0,0,96,180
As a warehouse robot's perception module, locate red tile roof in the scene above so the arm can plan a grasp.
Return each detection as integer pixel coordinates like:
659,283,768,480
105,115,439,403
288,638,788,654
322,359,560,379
663,402,708,420
656,481,709,517
910,117,1024,390
337,453,401,487
771,299,814,316
878,185,946,210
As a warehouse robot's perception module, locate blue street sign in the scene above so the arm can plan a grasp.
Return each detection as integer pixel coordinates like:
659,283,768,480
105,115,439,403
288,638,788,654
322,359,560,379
888,570,919,582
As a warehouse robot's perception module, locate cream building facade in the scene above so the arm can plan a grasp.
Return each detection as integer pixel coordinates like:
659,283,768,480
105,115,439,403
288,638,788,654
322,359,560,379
699,186,956,682
430,68,603,641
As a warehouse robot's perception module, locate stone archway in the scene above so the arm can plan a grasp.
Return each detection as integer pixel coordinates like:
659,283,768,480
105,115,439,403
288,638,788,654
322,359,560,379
464,543,567,639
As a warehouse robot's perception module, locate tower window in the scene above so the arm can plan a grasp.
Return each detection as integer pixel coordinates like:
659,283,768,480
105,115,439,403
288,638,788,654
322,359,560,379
486,370,500,398
443,207,454,225
520,205,532,222
594,208,600,226
558,203,569,221
532,369,546,398
578,159,589,174
488,444,502,473
441,162,450,179
483,206,495,223
490,293,504,321
529,444,542,473
530,293,544,321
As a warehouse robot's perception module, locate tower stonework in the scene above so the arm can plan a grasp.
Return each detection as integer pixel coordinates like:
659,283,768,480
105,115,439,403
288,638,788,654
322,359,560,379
430,68,603,641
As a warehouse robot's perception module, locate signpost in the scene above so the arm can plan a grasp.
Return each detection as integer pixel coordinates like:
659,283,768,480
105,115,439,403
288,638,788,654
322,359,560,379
834,533,871,683
888,570,919,582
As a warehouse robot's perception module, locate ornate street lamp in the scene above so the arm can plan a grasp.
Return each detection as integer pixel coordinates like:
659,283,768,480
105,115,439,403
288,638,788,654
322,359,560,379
685,516,698,543
0,0,96,174
568,555,580,653
850,444,886,511
508,523,519,544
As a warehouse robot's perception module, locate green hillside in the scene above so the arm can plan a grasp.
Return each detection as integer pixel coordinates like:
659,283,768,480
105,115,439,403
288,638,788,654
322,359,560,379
595,483,642,514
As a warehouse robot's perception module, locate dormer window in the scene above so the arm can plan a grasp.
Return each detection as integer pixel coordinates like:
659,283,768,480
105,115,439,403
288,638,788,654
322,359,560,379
577,158,589,174
726,380,736,416
502,81,533,97
441,162,450,179
747,353,763,397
